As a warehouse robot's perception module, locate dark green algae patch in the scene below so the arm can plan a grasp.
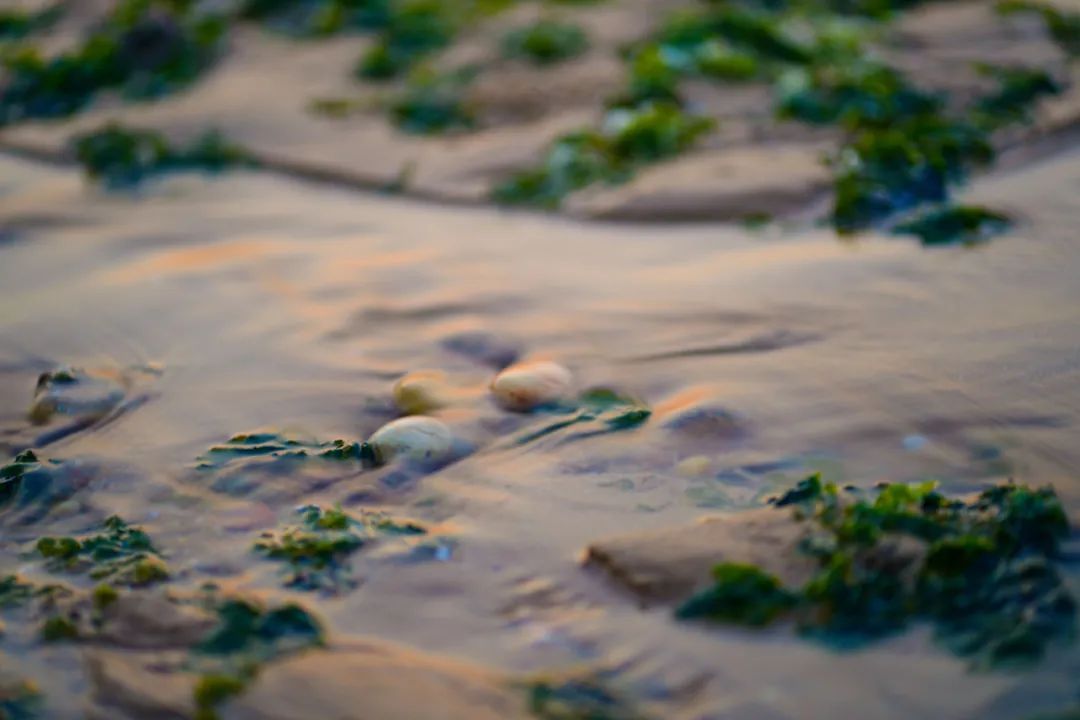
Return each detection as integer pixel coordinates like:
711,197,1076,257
254,504,425,593
0,450,92,527
677,475,1076,669
490,0,1059,240
509,388,652,446
0,673,42,720
191,596,324,720
35,515,170,587
196,431,363,471
0,0,226,125
72,123,255,190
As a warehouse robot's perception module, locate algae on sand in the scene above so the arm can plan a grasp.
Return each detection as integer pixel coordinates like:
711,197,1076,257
678,477,1076,668
253,504,425,593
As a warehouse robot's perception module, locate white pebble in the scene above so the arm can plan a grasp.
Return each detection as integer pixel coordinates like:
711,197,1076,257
490,360,572,412
366,416,454,465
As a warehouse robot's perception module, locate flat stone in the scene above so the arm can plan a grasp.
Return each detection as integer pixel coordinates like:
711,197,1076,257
84,649,194,720
94,591,218,650
224,643,529,720
584,506,817,605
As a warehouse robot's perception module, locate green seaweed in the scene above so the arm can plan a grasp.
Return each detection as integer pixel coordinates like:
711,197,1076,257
676,563,797,625
0,4,63,41
195,598,324,660
0,575,35,609
389,67,477,134
72,124,254,189
354,0,457,80
494,103,712,206
510,388,651,445
193,674,247,720
502,20,588,66
997,0,1080,57
39,615,78,642
36,515,170,587
191,598,324,719
527,675,648,720
679,479,1076,667
254,504,425,593
239,0,390,37
0,1,226,125
892,204,1012,246
830,115,994,232
196,431,362,471
0,675,41,720
0,451,83,525
971,64,1061,129
775,62,940,126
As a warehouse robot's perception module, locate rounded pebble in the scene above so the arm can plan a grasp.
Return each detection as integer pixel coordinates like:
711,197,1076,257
392,370,451,415
676,455,712,477
365,416,454,465
490,360,573,412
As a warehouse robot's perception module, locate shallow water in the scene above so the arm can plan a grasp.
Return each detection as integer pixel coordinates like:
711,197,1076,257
2,150,1080,718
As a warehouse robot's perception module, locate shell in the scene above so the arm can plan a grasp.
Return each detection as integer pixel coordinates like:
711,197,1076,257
366,416,454,465
490,360,572,412
392,370,451,415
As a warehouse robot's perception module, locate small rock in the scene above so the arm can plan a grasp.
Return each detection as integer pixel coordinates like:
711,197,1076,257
226,643,530,720
490,361,573,412
661,405,744,440
584,507,817,605
365,416,454,466
392,370,452,415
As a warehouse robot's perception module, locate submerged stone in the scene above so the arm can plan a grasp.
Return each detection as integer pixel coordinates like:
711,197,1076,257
28,367,126,425
491,361,574,412
363,416,454,466
225,642,530,720
392,370,453,415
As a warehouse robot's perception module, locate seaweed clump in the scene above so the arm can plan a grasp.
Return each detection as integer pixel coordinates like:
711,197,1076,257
494,103,713,207
0,673,41,720
196,431,362,470
0,4,63,41
502,20,588,66
191,597,324,719
891,204,1012,246
389,67,477,134
253,504,425,593
0,0,226,124
510,387,652,445
72,124,254,189
997,0,1080,57
527,674,650,720
0,450,83,525
678,476,1076,668
35,515,170,587
354,0,459,80
971,64,1061,129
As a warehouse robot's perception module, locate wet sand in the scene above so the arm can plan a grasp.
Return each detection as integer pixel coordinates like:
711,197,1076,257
1,142,1079,717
